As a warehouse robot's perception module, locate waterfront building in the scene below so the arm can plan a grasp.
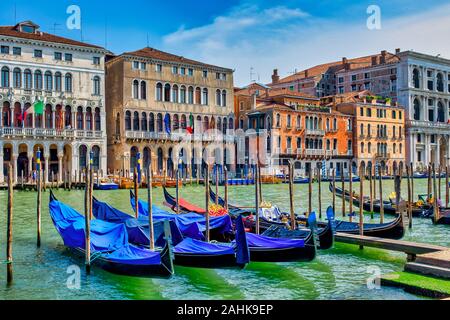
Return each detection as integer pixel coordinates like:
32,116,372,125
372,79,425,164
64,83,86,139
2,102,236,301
269,49,450,169
105,47,235,178
235,86,353,177
0,21,108,184
324,91,406,174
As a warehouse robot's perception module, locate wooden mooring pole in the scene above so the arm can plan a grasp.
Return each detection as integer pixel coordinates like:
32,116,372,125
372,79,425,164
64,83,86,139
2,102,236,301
438,165,442,201
433,164,439,224
427,163,432,201
147,164,155,251
379,164,384,224
224,167,229,213
215,165,219,206
288,162,296,230
318,168,322,219
205,165,211,241
134,167,139,218
369,166,374,219
332,169,336,214
255,163,261,234
406,165,413,229
84,163,91,274
341,171,345,217
349,166,353,223
359,166,364,250
446,165,449,208
7,164,13,284
308,168,312,215
36,149,42,248
176,168,180,214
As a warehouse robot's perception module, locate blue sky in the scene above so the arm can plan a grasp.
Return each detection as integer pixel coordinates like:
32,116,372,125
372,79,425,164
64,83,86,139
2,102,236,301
1,0,450,85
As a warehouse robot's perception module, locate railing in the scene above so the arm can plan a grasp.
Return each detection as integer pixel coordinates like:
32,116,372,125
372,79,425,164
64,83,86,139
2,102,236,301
305,149,326,156
407,120,450,129
124,130,235,143
296,148,303,156
0,127,102,139
305,129,325,136
375,153,391,159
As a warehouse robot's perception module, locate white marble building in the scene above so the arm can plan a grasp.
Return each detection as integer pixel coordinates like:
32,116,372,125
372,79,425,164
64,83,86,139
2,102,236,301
0,21,108,183
397,51,450,170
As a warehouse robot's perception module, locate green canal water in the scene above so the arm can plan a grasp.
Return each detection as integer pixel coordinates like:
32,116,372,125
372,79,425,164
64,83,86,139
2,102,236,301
0,179,449,300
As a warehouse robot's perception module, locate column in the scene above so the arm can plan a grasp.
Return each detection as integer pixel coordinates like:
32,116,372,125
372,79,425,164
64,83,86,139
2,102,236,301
52,110,56,129
45,156,49,184
58,155,63,183
0,149,4,183
28,153,33,182
12,154,18,183
10,108,14,127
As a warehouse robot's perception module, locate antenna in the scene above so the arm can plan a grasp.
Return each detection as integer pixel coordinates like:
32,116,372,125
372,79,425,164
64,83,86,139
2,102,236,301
52,23,62,35
104,17,108,48
14,3,17,24
250,67,256,83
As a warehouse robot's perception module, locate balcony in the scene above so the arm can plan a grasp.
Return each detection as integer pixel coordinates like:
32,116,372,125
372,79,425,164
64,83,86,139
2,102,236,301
407,120,450,134
124,130,235,143
0,127,102,139
305,149,326,157
305,129,325,136
375,153,391,159
296,148,303,156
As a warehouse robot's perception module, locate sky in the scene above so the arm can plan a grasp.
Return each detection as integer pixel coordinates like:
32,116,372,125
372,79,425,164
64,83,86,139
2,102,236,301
1,0,450,86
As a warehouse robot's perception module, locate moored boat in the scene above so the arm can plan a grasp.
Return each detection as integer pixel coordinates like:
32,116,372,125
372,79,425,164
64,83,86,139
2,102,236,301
48,192,174,278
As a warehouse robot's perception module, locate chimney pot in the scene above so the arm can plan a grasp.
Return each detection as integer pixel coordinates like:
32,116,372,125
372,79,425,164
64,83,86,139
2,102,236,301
271,69,280,84
395,48,401,54
342,57,348,64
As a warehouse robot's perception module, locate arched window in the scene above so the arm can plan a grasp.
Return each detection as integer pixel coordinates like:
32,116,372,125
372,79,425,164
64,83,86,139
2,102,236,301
55,72,62,92
216,89,221,106
276,113,281,127
141,112,147,131
223,118,228,133
437,73,444,92
125,111,131,131
1,67,10,87
94,108,101,131
24,103,32,127
393,143,397,154
222,90,227,107
44,71,52,91
13,68,21,88
156,83,163,101
181,114,187,129
217,117,222,131
149,113,155,132
93,76,101,95
24,69,32,89
173,114,179,130
172,85,179,103
180,86,186,103
34,70,42,90
79,145,88,169
413,99,421,120
195,87,201,104
77,107,84,130
188,86,194,104
55,105,63,130
133,80,139,99
140,81,146,100
333,118,337,130
85,107,93,131
229,117,233,129
65,106,72,128
92,146,100,170
203,116,209,132
164,84,171,102
14,102,22,127
412,68,420,88
361,142,364,153
157,113,163,132
45,104,52,128
65,73,72,92
438,101,445,122
133,111,140,131
368,142,372,154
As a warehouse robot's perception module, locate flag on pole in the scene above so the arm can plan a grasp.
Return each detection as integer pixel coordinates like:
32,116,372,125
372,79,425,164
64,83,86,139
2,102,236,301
21,99,44,121
164,114,171,135
187,114,194,134
137,153,142,183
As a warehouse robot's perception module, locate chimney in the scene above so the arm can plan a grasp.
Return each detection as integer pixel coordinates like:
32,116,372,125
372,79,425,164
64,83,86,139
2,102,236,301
395,48,401,55
380,50,387,64
371,56,378,66
304,69,309,78
342,57,348,65
271,69,280,84
252,94,257,110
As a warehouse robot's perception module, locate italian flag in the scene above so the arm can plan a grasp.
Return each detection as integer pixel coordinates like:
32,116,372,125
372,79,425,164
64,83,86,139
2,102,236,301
187,114,194,134
22,99,44,120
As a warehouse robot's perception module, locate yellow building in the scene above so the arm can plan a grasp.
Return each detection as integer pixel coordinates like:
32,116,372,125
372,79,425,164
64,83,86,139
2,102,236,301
324,91,406,174
105,47,235,177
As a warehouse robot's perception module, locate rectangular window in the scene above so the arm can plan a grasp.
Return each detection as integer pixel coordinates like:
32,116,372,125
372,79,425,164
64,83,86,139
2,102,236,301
172,66,178,74
338,77,344,83
351,75,357,81
12,47,21,55
351,84,357,91
133,61,140,69
180,67,186,75
364,72,370,79
360,108,364,116
222,73,227,80
216,72,221,80
34,49,43,58
289,86,294,91
392,110,396,119
428,80,434,91
140,62,146,70
55,52,62,60
366,108,372,117
188,68,194,76
65,53,73,62
1,46,9,54
93,57,100,65
202,70,208,78
364,82,370,90
338,86,344,94
156,64,162,72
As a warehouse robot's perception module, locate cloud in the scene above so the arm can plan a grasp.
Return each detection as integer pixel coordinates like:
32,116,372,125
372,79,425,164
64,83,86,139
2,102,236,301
161,2,450,87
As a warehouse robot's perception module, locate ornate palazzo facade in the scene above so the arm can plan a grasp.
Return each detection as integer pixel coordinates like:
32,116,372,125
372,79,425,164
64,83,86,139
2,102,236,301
0,21,108,184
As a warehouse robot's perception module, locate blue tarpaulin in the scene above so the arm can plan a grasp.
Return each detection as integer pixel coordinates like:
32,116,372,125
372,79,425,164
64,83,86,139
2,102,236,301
49,196,162,266
245,233,305,249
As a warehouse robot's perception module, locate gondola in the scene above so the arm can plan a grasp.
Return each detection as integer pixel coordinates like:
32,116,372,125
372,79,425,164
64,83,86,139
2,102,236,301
433,208,450,225
48,191,174,278
134,192,317,262
209,186,403,240
92,197,250,268
208,187,335,250
163,187,206,214
329,182,434,218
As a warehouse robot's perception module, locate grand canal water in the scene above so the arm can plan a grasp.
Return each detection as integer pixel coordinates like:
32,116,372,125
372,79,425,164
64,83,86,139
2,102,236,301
0,179,449,300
